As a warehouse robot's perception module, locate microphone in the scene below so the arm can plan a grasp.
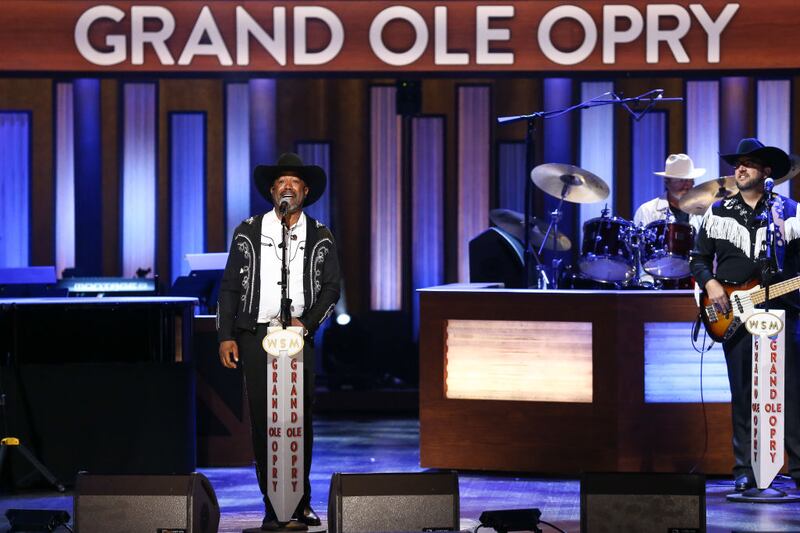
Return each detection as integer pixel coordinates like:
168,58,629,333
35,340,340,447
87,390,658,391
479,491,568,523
278,193,292,215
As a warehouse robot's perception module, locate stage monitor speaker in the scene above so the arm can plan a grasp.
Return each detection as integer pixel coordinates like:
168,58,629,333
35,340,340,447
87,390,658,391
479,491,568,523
469,227,525,288
328,471,459,533
580,472,706,533
74,472,220,533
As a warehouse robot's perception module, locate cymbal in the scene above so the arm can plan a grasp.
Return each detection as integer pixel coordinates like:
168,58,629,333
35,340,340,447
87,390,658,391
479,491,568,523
678,176,738,215
776,153,800,185
489,208,571,252
531,163,609,203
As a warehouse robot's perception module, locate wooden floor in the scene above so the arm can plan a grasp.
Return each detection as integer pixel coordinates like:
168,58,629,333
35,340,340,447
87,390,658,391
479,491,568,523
1,415,800,532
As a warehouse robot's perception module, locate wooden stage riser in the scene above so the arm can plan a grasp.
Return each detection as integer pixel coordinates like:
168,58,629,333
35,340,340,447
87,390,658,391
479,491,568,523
418,288,771,475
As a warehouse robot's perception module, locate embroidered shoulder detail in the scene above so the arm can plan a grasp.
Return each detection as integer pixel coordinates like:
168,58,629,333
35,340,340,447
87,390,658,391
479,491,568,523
703,212,750,257
315,219,327,229
245,216,255,225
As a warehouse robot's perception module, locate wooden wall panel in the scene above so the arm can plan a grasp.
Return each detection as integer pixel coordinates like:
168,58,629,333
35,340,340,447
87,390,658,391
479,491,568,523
326,79,370,315
101,79,120,276
0,79,53,266
419,289,736,474
157,79,224,283
423,80,459,283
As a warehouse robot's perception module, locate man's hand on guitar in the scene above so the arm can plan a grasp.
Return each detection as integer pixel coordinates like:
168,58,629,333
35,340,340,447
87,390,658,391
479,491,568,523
705,279,731,314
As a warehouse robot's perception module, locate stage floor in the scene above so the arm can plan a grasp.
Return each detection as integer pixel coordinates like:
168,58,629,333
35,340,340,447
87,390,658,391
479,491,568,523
1,415,799,532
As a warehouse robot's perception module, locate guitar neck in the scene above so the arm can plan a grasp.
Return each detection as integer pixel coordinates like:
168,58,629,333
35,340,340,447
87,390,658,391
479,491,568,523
749,276,800,305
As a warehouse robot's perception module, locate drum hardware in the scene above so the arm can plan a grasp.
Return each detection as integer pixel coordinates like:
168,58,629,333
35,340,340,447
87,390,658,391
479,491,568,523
530,163,610,205
489,208,571,290
489,209,571,252
498,89,682,287
678,175,738,215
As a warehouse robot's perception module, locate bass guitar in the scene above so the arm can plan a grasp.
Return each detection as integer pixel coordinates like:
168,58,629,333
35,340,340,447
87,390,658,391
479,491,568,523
698,275,800,342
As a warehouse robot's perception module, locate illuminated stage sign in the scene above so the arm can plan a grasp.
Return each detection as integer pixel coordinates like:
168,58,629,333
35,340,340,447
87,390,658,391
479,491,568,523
0,1,796,72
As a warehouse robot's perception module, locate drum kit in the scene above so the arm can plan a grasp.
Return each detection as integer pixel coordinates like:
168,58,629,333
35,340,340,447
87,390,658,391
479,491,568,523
490,162,740,290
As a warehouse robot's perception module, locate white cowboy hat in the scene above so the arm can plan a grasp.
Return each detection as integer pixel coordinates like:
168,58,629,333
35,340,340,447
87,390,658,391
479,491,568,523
654,153,706,179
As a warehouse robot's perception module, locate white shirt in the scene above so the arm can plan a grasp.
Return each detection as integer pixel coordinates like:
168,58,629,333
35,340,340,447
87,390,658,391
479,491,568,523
257,210,307,323
634,193,702,233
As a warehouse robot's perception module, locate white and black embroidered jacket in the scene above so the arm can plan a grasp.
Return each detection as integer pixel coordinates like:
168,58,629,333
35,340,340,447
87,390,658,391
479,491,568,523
216,212,340,343
690,192,800,310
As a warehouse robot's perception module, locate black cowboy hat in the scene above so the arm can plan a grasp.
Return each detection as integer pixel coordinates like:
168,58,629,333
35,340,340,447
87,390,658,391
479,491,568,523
253,152,327,206
720,137,791,180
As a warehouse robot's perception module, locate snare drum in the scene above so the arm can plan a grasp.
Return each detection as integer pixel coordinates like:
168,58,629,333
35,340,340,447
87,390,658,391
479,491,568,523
643,220,694,279
579,216,635,282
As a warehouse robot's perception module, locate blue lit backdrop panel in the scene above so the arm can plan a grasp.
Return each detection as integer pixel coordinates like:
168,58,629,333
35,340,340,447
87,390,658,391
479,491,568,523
73,78,102,275
0,112,30,267
370,85,402,310
296,142,332,227
55,83,75,277
122,83,157,277
631,111,667,214
579,81,615,244
720,77,751,175
249,79,277,217
757,79,791,197
497,142,525,213
686,81,720,187
225,83,251,242
541,78,576,266
412,116,445,335
170,112,207,281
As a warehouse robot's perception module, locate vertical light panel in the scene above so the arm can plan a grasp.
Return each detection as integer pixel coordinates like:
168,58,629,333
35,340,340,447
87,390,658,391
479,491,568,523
457,86,490,282
579,81,615,241
225,83,250,242
122,83,157,277
631,112,667,214
370,86,402,310
644,322,730,403
497,142,525,213
411,117,445,335
170,113,206,281
686,81,720,184
542,78,576,263
0,112,30,267
55,83,75,277
73,78,102,275
249,79,277,217
296,142,332,226
757,79,791,197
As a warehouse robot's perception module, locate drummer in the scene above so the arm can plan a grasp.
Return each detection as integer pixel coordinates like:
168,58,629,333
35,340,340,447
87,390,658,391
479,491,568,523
634,153,705,231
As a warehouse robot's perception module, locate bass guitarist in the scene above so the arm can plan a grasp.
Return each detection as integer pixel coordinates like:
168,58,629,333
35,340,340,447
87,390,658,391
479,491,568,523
690,137,800,492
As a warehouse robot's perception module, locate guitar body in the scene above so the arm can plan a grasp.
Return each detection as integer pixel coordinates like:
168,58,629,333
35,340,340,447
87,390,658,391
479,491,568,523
699,278,760,342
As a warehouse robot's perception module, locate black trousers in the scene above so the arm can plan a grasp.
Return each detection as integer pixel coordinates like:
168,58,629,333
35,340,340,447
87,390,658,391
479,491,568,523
722,314,800,479
238,324,315,515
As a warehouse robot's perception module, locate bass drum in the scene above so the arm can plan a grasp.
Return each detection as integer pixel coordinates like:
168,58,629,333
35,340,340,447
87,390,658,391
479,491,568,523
643,220,694,279
579,216,634,282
